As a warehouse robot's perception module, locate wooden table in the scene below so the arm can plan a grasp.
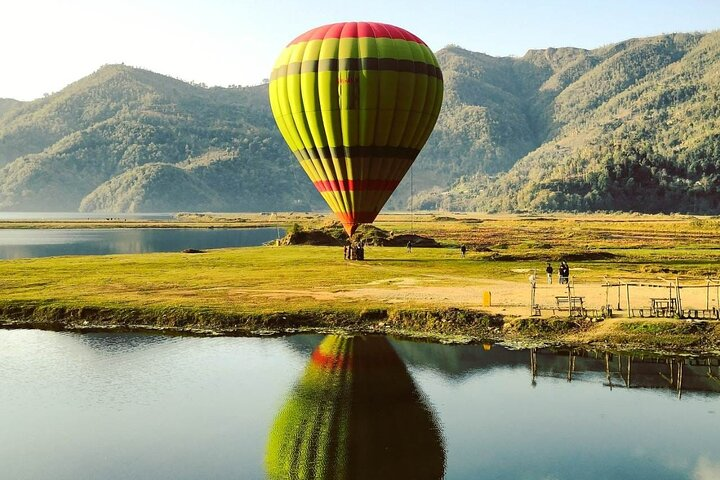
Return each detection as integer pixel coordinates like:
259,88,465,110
650,298,677,316
555,296,585,315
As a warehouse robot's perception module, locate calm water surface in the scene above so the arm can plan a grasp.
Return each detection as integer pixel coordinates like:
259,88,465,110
1,330,718,480
0,228,283,259
0,212,175,221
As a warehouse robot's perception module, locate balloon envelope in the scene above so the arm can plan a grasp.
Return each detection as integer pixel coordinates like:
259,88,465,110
269,22,443,235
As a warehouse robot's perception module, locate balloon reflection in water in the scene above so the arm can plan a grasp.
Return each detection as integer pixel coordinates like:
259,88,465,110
266,335,445,479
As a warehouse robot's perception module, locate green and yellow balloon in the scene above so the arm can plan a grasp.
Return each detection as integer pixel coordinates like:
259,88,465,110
266,335,446,479
269,22,443,236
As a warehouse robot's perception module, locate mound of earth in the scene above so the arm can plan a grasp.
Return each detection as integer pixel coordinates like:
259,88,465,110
279,229,345,246
279,222,441,247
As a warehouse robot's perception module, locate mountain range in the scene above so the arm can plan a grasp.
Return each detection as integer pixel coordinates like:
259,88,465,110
1,30,719,213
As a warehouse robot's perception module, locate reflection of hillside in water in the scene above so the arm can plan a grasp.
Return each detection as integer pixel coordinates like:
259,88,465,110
74,332,178,355
391,339,527,378
280,334,326,356
266,335,445,480
391,338,720,396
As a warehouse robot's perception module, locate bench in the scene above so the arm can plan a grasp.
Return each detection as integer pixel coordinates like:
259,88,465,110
555,296,586,316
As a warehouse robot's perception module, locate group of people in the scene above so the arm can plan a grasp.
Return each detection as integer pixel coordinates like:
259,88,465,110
347,239,469,260
545,261,570,284
344,242,365,261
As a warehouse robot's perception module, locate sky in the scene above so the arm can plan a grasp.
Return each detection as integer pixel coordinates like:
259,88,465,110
2,0,719,101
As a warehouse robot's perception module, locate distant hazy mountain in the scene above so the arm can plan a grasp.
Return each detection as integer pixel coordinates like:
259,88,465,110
0,98,23,119
1,30,719,213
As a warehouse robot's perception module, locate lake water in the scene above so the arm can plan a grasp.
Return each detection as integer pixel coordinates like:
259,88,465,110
1,330,718,480
0,212,175,221
0,228,283,259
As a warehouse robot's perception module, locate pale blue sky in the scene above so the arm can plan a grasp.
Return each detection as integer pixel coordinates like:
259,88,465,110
2,0,719,100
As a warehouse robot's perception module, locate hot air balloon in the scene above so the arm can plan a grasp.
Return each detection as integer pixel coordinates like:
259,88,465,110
269,22,443,236
266,335,446,479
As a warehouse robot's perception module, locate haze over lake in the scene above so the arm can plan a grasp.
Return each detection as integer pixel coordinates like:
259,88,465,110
0,212,175,221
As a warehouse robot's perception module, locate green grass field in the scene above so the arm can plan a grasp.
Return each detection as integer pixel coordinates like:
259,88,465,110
1,213,720,351
0,246,518,313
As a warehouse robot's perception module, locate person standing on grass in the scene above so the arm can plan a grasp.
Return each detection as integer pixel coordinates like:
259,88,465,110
564,261,570,283
407,240,413,253
460,245,467,258
559,261,569,284
546,262,553,284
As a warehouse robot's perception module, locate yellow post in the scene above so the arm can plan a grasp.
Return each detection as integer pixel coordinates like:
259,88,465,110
483,291,492,307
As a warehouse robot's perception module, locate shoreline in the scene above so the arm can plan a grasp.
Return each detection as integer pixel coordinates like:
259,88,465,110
3,213,720,356
2,302,719,356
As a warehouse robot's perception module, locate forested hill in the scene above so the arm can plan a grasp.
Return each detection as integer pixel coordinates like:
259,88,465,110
420,31,720,213
1,30,719,213
0,66,323,212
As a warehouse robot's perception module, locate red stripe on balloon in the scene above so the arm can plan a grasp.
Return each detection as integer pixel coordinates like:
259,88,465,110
289,22,427,46
311,349,351,370
313,179,401,192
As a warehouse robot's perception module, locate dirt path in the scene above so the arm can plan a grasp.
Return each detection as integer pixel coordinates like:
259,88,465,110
334,275,720,318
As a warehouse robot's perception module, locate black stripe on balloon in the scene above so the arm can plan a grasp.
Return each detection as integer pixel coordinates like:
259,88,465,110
271,58,443,81
291,145,420,162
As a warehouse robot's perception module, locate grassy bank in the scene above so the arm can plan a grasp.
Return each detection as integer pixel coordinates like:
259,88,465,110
1,236,719,353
